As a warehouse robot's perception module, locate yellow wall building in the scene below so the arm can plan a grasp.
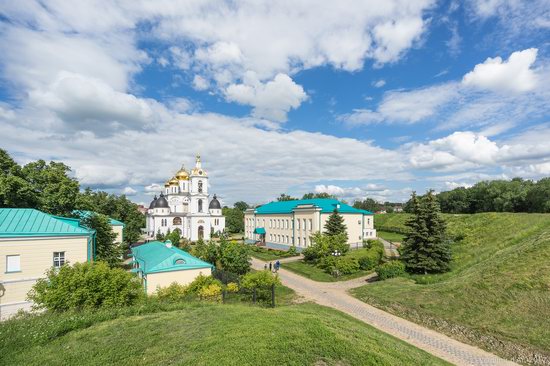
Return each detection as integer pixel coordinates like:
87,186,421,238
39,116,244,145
131,241,213,295
0,209,94,319
244,199,376,251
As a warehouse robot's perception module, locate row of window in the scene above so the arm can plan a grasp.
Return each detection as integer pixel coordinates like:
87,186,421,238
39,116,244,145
5,252,65,273
268,234,309,246
165,181,205,194
245,217,313,231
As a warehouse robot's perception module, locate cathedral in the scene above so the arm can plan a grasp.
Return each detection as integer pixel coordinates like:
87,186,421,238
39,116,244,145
145,155,225,241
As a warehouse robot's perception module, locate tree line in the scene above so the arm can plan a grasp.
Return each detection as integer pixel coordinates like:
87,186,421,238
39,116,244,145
0,149,145,247
406,177,550,214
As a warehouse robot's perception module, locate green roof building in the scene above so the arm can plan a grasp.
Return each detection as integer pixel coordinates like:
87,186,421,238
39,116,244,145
131,241,213,294
0,208,95,319
244,199,376,251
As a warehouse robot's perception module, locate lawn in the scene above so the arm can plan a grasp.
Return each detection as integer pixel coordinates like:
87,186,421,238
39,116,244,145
283,259,372,282
377,230,405,243
247,246,298,261
0,303,449,366
352,212,550,364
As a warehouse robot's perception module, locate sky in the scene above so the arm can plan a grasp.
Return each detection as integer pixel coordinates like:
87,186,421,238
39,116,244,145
1,0,550,207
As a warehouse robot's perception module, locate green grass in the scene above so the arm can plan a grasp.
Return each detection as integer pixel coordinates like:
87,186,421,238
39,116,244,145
377,230,405,243
353,212,550,364
248,247,298,261
0,303,449,366
283,258,372,282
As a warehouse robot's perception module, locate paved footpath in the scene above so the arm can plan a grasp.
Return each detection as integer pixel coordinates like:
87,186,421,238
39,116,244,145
254,257,518,366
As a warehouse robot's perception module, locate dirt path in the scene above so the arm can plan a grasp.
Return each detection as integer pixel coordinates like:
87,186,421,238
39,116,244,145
255,258,517,366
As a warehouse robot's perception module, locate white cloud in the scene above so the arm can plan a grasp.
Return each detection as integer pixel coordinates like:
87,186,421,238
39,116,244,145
225,73,308,122
144,184,163,194
467,0,550,32
372,17,426,64
373,79,386,88
192,75,209,91
314,185,345,196
122,187,137,196
462,48,539,93
445,181,473,190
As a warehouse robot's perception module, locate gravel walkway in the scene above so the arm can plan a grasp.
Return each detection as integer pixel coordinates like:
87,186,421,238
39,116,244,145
254,257,518,366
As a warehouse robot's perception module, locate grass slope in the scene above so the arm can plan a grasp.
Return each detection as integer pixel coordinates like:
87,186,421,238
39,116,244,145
283,260,372,282
354,212,550,364
1,303,449,366
377,230,405,243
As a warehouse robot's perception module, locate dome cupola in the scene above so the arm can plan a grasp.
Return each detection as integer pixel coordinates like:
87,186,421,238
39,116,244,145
168,177,179,186
149,195,158,209
175,165,189,180
209,194,221,209
154,193,169,208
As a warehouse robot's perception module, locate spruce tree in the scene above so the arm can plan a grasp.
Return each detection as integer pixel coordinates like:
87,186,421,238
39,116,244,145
324,208,348,241
401,190,451,274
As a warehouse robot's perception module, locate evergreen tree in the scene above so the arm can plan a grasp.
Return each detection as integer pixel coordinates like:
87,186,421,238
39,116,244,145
401,191,451,274
324,208,348,241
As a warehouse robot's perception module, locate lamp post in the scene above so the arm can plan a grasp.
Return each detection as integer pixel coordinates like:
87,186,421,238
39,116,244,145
331,250,342,277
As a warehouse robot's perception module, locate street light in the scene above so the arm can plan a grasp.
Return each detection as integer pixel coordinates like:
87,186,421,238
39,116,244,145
332,250,341,257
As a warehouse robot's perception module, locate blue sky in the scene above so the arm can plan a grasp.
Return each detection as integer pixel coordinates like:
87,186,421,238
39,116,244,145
0,1,549,206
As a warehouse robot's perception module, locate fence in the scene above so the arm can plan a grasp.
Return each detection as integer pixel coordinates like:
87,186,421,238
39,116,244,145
213,269,276,308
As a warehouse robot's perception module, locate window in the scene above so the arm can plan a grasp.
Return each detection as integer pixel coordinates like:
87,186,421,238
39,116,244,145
358,220,361,225
173,217,182,225
303,219,306,231
53,252,65,268
6,255,20,272
198,180,203,193
297,219,300,230
174,258,186,265
198,199,203,212
297,237,301,246
368,218,371,225
309,219,312,230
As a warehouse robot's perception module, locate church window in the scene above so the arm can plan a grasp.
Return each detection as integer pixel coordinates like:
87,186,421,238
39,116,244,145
198,181,203,193
198,199,203,212
173,217,182,225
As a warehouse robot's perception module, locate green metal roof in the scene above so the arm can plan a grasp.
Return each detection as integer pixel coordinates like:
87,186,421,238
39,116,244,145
254,227,266,234
73,210,125,226
254,199,373,215
131,241,213,274
0,208,94,238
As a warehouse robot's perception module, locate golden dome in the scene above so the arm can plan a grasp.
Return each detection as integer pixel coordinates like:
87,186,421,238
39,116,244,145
164,181,170,187
169,177,179,185
175,166,189,180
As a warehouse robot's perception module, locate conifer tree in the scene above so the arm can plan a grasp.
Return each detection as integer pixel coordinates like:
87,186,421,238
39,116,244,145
401,190,451,274
324,208,348,241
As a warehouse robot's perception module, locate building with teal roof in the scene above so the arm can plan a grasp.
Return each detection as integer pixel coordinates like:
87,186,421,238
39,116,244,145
73,210,125,243
244,199,376,251
131,241,213,294
0,208,95,319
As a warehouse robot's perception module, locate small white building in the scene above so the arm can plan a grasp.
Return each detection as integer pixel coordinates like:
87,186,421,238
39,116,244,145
145,155,225,241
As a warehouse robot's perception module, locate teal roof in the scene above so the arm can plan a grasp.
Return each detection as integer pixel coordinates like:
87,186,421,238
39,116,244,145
254,199,373,215
131,241,213,274
73,210,125,226
254,227,266,234
0,208,94,238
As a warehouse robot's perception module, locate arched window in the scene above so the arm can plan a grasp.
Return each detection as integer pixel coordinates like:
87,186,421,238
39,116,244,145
174,258,186,265
198,181,203,193
198,225,204,239
198,199,203,212
173,217,182,225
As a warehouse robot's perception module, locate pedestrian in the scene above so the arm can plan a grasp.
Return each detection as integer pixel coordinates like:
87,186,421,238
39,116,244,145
269,262,272,271
264,263,267,271
275,260,280,272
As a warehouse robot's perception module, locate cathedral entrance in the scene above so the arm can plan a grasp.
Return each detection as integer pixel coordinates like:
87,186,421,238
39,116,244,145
198,225,204,240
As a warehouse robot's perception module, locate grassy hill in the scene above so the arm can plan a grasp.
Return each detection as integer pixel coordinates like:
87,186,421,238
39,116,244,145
352,212,550,365
0,303,449,366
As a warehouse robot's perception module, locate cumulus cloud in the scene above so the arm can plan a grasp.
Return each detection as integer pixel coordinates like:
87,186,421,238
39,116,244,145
462,48,539,93
192,75,209,91
373,79,386,88
122,187,137,196
225,73,308,122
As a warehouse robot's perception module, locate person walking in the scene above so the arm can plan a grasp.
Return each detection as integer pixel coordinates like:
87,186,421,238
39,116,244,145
275,260,281,272
269,262,272,271
264,263,268,271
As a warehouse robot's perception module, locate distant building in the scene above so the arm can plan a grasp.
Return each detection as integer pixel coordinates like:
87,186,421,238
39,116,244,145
0,209,95,319
131,241,213,294
73,210,125,243
137,205,148,215
244,199,376,251
145,155,225,241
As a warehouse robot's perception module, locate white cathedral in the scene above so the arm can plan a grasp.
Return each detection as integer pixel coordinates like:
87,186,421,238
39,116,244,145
145,155,225,241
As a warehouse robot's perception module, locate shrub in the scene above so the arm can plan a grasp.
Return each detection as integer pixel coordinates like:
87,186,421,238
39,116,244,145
226,282,239,293
303,232,349,263
334,257,360,275
28,261,144,312
376,261,405,280
358,252,379,271
317,255,337,271
287,245,298,256
186,274,222,295
155,282,189,302
241,270,280,290
198,283,222,302
219,240,251,275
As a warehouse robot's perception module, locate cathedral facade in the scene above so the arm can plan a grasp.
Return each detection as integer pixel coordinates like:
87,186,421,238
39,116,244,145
145,156,225,241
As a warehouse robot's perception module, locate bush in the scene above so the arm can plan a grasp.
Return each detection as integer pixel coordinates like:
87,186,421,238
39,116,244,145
376,261,405,280
303,232,348,263
287,245,298,256
317,255,337,271
198,283,222,302
155,282,189,302
219,240,251,275
241,270,280,290
226,282,239,293
334,257,360,275
186,274,223,295
28,261,144,312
